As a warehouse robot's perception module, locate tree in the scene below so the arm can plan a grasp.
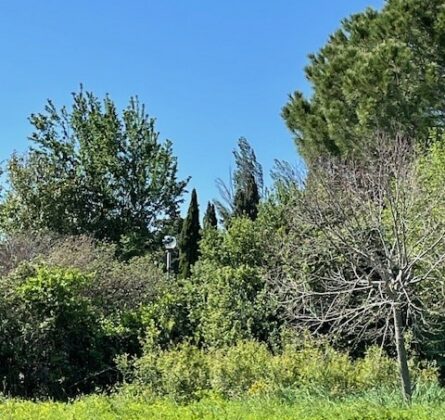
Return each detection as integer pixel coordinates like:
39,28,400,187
268,135,445,402
233,172,260,221
215,137,263,224
1,88,187,254
203,202,218,229
282,0,445,161
0,266,105,399
188,217,280,347
178,189,201,278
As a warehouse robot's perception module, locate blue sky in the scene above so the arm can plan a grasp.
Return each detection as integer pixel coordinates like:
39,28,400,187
0,0,384,213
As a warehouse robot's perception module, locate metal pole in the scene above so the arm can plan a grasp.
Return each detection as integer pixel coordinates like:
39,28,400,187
166,249,172,275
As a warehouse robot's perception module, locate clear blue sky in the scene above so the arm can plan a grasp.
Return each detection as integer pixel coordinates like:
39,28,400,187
0,0,384,213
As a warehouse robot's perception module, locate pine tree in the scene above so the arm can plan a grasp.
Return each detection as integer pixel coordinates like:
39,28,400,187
178,189,201,278
203,202,218,229
282,0,445,160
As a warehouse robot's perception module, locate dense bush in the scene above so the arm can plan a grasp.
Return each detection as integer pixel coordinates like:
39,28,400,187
188,262,277,347
44,236,166,314
198,217,264,268
183,218,281,348
0,265,107,399
139,285,193,349
0,235,168,399
118,337,438,402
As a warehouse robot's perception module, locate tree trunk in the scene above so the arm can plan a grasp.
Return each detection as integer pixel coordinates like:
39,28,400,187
393,304,412,403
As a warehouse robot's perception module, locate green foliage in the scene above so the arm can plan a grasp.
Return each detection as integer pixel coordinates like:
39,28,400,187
186,218,280,347
129,342,209,402
17,265,90,307
283,0,445,160
233,137,263,194
188,263,276,347
199,217,263,267
118,337,437,403
178,189,201,278
2,88,187,253
215,137,263,225
207,341,273,397
203,202,218,229
0,235,169,399
42,237,172,379
417,131,445,196
233,172,260,221
411,135,445,377
4,390,445,420
139,285,193,350
0,265,106,399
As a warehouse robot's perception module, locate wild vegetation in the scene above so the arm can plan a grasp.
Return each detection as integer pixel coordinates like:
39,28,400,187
2,0,445,417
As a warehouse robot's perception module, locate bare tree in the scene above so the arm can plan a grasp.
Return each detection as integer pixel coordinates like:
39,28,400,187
0,232,57,277
268,135,445,402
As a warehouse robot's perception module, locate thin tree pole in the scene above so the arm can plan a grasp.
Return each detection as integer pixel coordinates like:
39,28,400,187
393,304,412,402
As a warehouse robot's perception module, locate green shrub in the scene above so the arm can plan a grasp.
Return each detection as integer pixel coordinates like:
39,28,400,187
127,343,209,402
208,341,272,397
187,262,279,348
354,346,400,390
199,218,263,268
185,217,281,349
121,337,439,402
0,235,171,400
139,283,193,350
0,265,107,399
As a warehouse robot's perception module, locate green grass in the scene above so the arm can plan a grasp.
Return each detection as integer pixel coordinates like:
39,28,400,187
1,389,445,420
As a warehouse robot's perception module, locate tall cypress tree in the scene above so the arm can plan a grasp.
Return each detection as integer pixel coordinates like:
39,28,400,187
178,189,201,278
203,202,218,229
214,138,263,225
233,172,260,221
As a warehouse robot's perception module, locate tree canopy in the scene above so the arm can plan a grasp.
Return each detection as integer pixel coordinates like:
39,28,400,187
203,202,218,229
1,88,187,253
283,0,445,160
215,137,263,224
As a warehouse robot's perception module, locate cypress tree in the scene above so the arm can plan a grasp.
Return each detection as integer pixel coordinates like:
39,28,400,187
178,189,201,278
233,172,260,221
214,138,263,225
203,202,218,229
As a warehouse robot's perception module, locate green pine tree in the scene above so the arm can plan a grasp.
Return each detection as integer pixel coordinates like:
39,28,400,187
282,0,445,161
203,202,218,229
178,189,201,278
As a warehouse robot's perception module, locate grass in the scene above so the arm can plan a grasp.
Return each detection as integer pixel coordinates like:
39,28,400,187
1,387,445,420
